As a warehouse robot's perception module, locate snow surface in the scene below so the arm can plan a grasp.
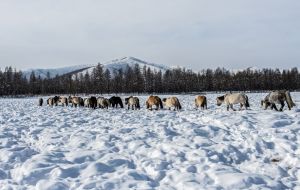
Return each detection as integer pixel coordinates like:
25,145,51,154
0,93,300,189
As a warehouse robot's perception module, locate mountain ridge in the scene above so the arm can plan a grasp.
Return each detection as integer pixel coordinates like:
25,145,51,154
23,57,170,79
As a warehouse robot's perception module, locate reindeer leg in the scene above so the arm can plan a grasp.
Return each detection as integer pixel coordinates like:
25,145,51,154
227,105,230,111
231,104,236,111
280,101,285,111
286,100,291,110
272,104,278,111
265,103,270,110
239,103,243,111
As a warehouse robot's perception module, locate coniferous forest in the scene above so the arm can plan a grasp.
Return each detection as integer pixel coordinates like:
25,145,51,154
0,63,299,96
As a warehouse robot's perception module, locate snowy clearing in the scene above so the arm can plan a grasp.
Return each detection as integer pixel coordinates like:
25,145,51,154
0,93,300,190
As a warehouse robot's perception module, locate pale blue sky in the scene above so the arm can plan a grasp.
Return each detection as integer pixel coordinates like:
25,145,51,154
0,0,299,70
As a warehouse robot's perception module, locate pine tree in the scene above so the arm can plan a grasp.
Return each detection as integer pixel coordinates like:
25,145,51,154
29,71,37,94
133,64,144,93
92,63,104,94
104,69,111,93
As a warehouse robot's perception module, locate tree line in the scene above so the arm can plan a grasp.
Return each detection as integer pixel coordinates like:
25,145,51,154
0,64,299,96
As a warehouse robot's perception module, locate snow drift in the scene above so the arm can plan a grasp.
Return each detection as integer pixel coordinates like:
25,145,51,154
0,92,299,189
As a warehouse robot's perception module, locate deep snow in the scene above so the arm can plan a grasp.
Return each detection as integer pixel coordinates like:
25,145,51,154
0,93,300,190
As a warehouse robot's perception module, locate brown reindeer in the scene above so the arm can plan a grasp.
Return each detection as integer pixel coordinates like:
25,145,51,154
47,98,54,106
125,96,140,110
47,96,59,106
162,97,182,111
146,96,163,110
58,96,68,106
261,90,295,111
216,93,249,111
68,96,82,107
195,95,207,110
97,97,110,109
84,98,91,107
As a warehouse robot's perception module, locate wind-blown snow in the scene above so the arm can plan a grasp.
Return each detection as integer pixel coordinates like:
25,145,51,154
0,93,299,189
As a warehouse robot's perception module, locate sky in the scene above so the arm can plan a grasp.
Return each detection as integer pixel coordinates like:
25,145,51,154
0,0,299,71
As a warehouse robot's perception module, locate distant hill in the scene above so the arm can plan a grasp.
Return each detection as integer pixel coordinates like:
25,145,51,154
23,65,94,79
23,57,170,79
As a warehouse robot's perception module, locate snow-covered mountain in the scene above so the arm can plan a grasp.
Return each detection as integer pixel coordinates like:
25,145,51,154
23,57,170,79
104,56,170,72
23,65,94,79
74,56,170,78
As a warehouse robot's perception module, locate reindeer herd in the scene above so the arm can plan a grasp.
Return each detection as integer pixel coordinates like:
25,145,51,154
38,90,296,112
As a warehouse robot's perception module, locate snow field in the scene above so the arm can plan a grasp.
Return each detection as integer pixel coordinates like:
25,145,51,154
0,93,300,189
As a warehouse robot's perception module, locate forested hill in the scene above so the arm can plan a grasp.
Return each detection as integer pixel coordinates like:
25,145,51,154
0,59,299,95
23,57,170,79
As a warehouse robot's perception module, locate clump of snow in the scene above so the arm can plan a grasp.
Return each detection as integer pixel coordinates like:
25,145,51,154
0,92,299,189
